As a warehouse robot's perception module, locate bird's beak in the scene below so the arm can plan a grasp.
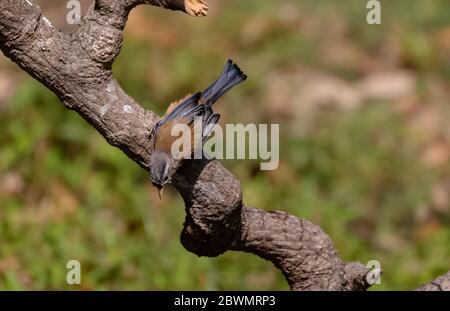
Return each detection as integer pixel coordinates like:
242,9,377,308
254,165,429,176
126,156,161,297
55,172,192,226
158,187,164,200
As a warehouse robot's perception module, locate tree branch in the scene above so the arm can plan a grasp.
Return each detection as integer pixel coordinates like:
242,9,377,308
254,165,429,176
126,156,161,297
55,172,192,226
0,0,446,290
416,272,450,291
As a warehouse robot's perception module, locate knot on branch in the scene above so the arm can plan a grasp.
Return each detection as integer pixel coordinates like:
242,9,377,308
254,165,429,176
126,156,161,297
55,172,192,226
78,19,123,64
341,262,371,291
174,160,243,257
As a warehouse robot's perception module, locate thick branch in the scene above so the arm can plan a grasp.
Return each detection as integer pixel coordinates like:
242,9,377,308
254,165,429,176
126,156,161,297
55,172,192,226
232,208,371,290
416,271,450,291
0,0,446,290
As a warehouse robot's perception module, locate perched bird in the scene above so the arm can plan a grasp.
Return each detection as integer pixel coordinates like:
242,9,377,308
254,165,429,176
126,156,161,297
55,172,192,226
149,59,247,198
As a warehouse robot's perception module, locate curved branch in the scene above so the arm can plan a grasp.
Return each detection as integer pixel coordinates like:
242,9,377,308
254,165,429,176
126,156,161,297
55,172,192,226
0,0,445,290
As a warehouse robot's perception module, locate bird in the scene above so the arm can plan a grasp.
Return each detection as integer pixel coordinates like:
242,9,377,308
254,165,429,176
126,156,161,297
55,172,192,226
149,59,247,199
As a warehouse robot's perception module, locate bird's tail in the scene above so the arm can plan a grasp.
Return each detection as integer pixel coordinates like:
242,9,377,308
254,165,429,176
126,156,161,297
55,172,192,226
200,59,247,105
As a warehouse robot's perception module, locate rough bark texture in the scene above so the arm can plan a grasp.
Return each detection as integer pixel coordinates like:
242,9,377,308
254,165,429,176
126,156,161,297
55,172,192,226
416,272,450,291
0,0,447,291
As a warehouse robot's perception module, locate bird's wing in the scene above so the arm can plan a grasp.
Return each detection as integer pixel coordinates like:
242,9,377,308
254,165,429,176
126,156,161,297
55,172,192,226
203,113,220,142
150,93,202,140
163,92,202,122
165,93,193,116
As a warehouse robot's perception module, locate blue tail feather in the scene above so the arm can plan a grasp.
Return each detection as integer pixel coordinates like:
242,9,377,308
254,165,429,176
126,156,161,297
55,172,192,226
201,59,247,105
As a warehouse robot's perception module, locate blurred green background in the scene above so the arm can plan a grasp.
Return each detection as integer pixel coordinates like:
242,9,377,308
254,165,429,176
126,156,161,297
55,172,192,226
0,0,449,290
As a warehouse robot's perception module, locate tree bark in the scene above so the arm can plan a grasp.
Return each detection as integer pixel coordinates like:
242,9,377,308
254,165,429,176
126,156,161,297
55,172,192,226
416,272,450,291
0,0,447,291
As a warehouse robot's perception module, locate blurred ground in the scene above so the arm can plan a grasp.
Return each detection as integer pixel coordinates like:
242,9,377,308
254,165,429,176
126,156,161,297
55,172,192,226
0,0,449,290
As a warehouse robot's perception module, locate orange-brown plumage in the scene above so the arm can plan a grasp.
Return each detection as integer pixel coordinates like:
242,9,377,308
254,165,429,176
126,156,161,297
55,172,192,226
153,117,200,158
164,94,193,117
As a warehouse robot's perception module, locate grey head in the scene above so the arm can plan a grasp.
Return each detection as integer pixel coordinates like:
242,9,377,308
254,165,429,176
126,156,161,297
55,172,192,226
150,151,175,198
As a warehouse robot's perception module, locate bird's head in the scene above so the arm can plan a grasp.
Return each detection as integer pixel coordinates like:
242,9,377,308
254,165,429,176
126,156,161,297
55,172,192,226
150,151,174,199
